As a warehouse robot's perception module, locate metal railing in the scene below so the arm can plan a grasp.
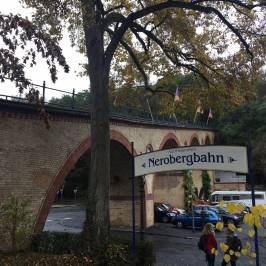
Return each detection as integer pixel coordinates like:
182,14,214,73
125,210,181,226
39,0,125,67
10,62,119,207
0,80,212,129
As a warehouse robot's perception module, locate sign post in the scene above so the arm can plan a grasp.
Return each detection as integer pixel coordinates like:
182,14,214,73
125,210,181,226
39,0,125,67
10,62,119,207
131,142,136,263
247,135,260,266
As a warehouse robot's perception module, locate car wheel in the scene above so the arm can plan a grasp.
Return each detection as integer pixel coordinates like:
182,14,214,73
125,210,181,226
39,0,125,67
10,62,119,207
162,216,169,223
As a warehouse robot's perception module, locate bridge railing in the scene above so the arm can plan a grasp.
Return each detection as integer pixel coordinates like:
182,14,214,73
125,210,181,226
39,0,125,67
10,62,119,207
0,80,211,129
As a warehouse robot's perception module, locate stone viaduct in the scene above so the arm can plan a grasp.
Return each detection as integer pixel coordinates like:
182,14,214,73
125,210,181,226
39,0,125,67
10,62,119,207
0,99,216,238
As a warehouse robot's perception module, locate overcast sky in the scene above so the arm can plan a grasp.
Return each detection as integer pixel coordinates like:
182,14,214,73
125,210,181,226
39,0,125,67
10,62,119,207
1,0,89,100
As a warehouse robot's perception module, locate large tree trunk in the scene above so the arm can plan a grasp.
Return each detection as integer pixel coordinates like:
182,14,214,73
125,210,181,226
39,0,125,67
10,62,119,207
82,3,110,251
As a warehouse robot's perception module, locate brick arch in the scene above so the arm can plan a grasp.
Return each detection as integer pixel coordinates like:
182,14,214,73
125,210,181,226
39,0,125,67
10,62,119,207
35,130,138,233
111,130,149,226
205,135,211,145
110,130,136,155
35,137,92,233
189,133,200,146
159,132,180,150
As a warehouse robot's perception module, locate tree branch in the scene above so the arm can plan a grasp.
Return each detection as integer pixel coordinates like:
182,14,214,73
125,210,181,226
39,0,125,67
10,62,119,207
106,28,150,89
130,27,149,54
104,0,257,67
191,0,266,9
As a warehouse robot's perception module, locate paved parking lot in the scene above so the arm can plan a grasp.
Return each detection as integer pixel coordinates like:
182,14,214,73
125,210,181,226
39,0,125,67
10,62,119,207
147,223,266,266
44,205,266,266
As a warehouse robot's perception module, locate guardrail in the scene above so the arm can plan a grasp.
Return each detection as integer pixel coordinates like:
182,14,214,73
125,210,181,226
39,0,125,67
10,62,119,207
0,80,212,129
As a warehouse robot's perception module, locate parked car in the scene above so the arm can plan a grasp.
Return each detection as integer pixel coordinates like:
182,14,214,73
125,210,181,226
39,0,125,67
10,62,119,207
154,202,184,223
193,205,214,213
210,206,243,226
155,202,185,215
172,210,221,229
154,204,177,223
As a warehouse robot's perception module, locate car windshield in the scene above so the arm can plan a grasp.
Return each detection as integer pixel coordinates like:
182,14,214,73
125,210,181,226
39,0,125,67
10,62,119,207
162,203,172,210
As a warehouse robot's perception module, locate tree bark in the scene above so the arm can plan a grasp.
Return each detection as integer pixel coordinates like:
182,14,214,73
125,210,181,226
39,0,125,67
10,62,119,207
82,2,110,251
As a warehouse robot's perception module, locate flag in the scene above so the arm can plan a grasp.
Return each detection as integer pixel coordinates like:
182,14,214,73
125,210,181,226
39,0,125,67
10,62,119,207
208,108,213,119
196,105,204,114
174,87,181,103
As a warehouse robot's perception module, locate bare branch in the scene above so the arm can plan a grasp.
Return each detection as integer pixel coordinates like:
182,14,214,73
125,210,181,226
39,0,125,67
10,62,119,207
130,27,149,54
105,4,125,15
191,0,266,9
137,0,145,9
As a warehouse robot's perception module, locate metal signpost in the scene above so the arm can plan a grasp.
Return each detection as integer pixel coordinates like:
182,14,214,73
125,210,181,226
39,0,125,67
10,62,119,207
131,145,260,266
131,142,136,262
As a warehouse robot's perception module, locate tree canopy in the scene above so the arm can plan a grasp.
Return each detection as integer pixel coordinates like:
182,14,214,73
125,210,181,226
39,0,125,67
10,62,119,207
217,99,266,186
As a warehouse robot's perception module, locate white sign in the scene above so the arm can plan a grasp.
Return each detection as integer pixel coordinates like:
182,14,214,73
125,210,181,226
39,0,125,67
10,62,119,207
134,146,248,176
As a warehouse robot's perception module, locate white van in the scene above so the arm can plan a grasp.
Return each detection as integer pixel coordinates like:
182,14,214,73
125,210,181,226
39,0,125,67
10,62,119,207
210,190,266,207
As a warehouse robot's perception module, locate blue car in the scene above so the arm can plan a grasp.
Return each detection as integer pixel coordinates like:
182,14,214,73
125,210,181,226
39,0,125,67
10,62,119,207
172,211,221,228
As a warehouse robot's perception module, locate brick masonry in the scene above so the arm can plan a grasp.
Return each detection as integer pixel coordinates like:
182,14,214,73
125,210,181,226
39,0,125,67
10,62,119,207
0,103,216,249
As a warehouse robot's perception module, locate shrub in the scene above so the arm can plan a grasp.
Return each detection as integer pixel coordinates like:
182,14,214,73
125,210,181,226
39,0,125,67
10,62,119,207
135,241,156,266
32,232,155,265
31,231,84,254
94,244,128,266
0,195,33,253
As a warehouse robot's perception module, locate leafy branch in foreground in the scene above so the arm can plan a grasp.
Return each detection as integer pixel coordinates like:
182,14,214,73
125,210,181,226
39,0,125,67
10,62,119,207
0,12,69,88
215,202,266,264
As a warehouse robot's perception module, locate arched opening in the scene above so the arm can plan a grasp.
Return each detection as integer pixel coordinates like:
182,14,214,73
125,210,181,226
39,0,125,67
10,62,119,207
189,135,202,202
162,139,178,150
110,140,141,227
39,131,146,233
159,133,180,149
153,137,184,219
205,136,211,145
190,137,199,146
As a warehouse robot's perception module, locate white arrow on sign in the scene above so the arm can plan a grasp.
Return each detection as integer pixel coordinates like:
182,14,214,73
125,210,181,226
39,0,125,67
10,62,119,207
134,145,248,177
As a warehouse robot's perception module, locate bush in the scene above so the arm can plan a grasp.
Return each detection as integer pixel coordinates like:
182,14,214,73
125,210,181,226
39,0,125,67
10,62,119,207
0,195,33,253
32,232,155,266
94,244,128,266
0,254,94,266
31,232,84,254
135,241,156,266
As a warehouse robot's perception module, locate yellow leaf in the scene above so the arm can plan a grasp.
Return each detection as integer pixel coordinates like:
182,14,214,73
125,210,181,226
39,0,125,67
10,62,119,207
244,213,254,227
251,206,260,216
237,228,242,233
242,249,249,256
216,221,224,231
235,252,241,257
224,254,231,263
227,203,239,214
229,250,235,255
219,200,225,208
228,223,236,232
220,242,229,252
251,252,256,258
248,229,255,238
254,215,262,229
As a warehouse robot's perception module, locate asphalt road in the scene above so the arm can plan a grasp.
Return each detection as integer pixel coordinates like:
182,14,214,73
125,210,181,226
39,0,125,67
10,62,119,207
44,205,266,266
